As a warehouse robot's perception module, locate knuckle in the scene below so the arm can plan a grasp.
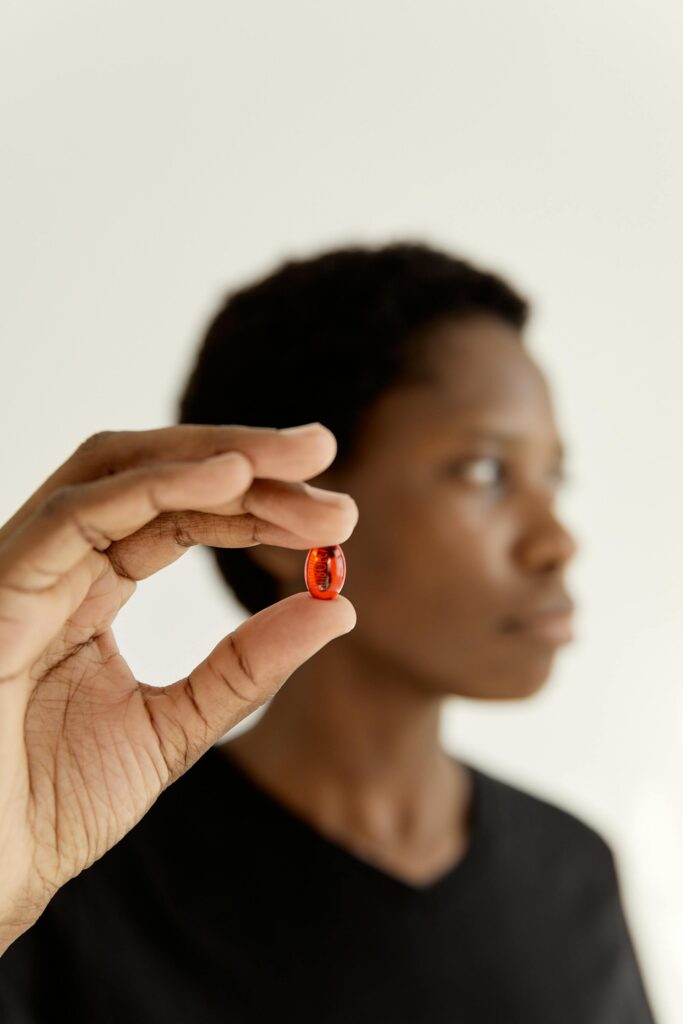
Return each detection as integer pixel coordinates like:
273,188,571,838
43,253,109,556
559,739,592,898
41,485,112,551
74,431,133,477
224,633,263,703
41,485,75,518
171,514,198,550
247,515,265,545
72,432,127,479
76,431,119,456
211,635,263,707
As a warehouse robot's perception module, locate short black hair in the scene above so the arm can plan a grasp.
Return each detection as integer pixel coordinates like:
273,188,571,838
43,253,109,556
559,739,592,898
177,241,530,615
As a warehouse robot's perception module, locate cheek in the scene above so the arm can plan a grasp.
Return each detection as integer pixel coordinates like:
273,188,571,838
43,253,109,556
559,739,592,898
341,498,505,642
332,491,556,697
430,498,511,612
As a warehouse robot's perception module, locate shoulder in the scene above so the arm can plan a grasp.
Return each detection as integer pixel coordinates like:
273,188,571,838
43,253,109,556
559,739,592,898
468,760,617,881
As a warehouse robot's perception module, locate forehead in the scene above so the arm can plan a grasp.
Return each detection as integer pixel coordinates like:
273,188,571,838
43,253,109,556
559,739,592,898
359,315,561,455
418,314,547,407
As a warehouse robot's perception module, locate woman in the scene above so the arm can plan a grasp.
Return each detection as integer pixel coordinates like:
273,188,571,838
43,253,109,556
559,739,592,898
0,242,656,1022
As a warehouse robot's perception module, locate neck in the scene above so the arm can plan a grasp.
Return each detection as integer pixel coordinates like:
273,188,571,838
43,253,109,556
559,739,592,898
223,636,470,857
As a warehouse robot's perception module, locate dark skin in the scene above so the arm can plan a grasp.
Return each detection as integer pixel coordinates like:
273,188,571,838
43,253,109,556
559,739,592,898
0,421,358,952
223,313,578,887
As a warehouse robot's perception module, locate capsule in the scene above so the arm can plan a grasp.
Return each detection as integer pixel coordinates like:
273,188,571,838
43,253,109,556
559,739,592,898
304,545,346,600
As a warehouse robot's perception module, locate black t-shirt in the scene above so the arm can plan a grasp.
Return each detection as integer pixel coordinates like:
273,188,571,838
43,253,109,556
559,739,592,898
0,744,656,1023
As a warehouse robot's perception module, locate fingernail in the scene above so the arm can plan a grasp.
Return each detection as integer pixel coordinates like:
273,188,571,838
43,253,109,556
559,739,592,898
203,451,245,465
280,422,324,436
305,483,354,506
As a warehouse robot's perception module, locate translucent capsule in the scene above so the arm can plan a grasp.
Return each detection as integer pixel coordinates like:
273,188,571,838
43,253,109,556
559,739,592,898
304,545,346,600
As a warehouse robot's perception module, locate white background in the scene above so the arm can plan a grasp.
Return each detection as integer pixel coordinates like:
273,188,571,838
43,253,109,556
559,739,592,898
1,2,681,1019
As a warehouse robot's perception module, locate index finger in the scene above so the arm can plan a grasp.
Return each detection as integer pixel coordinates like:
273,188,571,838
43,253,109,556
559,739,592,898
0,422,337,543
75,423,339,482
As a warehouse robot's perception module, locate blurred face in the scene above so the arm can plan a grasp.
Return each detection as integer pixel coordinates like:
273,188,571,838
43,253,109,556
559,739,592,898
320,314,578,700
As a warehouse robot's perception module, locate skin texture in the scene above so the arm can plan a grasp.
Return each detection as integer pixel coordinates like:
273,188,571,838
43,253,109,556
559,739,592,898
223,314,578,887
0,423,358,953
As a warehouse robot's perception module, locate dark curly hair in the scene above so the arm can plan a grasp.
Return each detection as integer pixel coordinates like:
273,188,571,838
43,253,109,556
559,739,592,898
176,241,530,615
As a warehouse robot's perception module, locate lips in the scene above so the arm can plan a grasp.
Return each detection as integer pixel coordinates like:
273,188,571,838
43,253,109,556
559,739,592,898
510,612,574,645
501,595,575,632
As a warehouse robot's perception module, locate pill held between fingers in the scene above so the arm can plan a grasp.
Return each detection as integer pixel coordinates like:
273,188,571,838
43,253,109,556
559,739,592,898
304,545,346,600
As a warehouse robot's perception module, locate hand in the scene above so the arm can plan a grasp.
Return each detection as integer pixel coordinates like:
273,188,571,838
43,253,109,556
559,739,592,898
0,423,358,953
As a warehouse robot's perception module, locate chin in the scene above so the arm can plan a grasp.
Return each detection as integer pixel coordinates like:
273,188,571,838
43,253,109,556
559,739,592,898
440,662,555,701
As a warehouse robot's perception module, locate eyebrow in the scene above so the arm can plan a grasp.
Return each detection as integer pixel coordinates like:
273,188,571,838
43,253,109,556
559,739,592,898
461,428,566,462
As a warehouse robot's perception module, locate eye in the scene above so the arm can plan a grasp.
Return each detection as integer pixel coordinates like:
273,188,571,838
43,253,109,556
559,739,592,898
453,456,506,487
449,457,572,492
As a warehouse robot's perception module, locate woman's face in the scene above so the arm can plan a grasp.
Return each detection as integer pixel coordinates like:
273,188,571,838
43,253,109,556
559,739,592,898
321,313,578,701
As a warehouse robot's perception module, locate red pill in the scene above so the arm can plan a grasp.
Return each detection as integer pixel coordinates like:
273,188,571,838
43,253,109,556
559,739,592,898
304,545,346,600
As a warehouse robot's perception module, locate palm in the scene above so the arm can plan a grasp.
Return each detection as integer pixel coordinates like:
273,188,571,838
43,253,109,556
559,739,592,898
18,551,173,908
0,424,357,951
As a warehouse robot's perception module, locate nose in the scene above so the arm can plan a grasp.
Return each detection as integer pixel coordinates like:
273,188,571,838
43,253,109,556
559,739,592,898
514,504,578,573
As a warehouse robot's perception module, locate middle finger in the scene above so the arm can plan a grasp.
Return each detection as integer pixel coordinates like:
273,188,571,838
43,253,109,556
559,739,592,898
106,479,359,581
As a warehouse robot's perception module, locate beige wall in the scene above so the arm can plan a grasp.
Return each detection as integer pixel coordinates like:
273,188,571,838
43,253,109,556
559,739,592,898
1,2,681,1019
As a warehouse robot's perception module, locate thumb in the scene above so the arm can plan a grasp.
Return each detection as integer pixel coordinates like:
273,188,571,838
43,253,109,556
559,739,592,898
142,591,356,782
